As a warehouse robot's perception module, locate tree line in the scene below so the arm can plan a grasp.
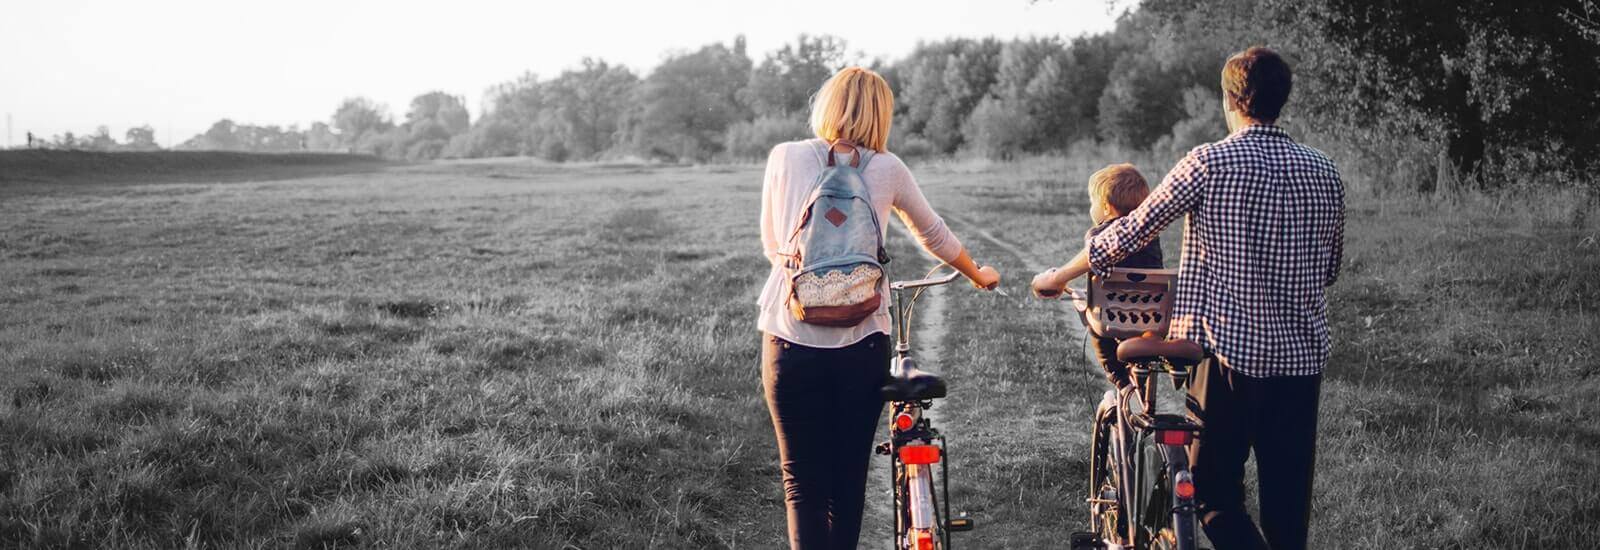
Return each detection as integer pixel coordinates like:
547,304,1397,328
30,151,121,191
35,0,1600,190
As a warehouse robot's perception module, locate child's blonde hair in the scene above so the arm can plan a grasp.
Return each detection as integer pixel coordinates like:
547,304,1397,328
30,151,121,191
1088,163,1151,216
810,67,894,152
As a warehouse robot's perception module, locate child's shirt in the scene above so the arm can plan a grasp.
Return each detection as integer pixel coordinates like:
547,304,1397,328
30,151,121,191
1087,216,1162,269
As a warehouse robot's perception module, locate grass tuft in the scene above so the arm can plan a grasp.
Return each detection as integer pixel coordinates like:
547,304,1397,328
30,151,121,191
9,377,55,408
376,299,440,320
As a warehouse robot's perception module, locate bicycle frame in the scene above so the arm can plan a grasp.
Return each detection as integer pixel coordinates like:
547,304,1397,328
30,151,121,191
1064,285,1200,550
1111,362,1200,549
880,268,967,550
885,399,949,550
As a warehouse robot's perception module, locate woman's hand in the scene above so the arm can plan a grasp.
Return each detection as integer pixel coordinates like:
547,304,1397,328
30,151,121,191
946,248,1000,291
1032,268,1065,298
970,265,1001,290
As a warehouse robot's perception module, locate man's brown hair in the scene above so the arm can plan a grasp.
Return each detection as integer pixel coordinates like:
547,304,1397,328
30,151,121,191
1222,46,1292,122
1088,163,1150,216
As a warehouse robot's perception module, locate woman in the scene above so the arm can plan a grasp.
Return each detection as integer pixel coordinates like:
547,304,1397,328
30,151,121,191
757,66,1001,549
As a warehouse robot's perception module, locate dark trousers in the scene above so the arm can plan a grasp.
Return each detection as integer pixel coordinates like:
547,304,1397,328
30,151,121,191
1186,359,1322,550
761,332,889,550
1090,336,1133,388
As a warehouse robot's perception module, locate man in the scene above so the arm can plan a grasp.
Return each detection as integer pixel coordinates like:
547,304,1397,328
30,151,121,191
1033,46,1344,549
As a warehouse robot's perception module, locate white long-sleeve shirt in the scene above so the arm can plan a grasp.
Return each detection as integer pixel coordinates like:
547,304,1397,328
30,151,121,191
757,139,965,348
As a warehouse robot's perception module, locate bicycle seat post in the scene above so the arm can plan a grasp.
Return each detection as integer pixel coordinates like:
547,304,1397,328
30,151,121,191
1130,363,1157,413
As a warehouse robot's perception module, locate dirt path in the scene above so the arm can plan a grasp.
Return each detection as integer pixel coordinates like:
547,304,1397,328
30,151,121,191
858,225,958,549
862,211,1108,548
943,211,1090,360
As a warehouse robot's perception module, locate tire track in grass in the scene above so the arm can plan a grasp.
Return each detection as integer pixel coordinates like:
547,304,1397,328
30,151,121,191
943,211,1096,368
944,212,1078,327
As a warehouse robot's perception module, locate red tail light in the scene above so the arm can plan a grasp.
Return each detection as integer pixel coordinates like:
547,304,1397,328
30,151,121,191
1156,430,1193,446
899,444,941,465
1175,477,1196,499
895,413,915,431
913,528,935,550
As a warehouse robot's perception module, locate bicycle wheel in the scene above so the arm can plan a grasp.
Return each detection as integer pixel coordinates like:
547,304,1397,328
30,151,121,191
1087,401,1124,545
1134,437,1171,549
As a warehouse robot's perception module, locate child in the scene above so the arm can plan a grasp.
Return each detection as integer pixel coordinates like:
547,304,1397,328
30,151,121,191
1031,163,1162,389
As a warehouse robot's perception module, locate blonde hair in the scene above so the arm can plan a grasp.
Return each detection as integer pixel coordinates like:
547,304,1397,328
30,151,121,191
809,67,894,152
1088,163,1151,216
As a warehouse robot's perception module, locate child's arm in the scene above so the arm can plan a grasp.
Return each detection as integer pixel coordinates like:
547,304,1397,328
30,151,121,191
1031,248,1090,297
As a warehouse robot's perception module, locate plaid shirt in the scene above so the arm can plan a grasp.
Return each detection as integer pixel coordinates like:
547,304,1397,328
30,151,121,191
1089,125,1345,377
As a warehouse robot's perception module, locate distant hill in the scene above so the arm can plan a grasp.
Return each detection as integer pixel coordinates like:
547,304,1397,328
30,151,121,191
0,150,388,186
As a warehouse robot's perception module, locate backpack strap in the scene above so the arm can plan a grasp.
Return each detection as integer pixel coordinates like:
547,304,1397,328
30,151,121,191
776,141,833,270
826,139,868,168
778,140,885,269
825,139,888,264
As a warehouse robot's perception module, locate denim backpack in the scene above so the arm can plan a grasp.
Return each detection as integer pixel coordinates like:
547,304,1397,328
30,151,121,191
777,140,891,327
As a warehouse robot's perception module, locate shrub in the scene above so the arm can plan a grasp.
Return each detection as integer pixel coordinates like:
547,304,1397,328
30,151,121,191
961,96,1036,160
891,134,940,160
722,116,810,161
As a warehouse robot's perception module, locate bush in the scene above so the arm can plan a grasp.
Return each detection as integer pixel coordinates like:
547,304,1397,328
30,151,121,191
891,135,940,160
1152,86,1226,163
722,116,810,161
961,96,1036,160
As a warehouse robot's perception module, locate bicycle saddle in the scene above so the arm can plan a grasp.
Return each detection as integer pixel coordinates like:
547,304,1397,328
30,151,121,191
881,357,947,401
1117,335,1205,367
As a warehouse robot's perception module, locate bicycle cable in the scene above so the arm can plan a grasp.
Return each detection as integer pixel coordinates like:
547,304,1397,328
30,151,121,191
901,263,956,347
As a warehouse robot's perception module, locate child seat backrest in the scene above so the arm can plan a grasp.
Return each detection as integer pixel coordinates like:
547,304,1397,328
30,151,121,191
1087,268,1177,339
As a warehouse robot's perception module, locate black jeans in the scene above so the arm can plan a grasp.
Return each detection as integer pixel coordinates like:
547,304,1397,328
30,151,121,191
1090,335,1133,389
761,332,889,550
1186,359,1322,550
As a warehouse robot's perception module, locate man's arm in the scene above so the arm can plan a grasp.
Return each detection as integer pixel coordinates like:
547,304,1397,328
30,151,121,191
1326,171,1346,286
1086,148,1209,277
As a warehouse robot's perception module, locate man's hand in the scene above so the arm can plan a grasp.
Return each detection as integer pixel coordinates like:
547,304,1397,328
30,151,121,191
970,265,1001,290
1031,268,1065,298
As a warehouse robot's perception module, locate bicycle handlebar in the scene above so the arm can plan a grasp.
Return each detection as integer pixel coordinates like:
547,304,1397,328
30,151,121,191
1034,285,1088,300
891,270,963,290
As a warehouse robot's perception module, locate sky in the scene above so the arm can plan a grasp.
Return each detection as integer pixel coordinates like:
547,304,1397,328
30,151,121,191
0,0,1133,147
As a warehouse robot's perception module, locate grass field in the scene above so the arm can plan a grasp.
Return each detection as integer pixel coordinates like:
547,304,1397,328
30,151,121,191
2,153,1597,549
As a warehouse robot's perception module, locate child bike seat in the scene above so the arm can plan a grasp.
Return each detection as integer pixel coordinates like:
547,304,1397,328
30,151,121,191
1117,335,1205,367
1086,268,1178,340
881,357,947,401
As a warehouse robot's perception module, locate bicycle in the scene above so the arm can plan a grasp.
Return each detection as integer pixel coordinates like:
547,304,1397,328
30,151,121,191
876,267,977,550
1040,268,1205,550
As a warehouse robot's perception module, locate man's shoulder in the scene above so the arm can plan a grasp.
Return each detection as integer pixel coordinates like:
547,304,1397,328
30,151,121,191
1203,129,1339,174
1289,142,1340,174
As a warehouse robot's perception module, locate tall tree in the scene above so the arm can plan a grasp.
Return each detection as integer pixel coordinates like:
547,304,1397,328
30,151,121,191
1096,49,1187,149
545,59,639,159
910,39,1002,153
741,34,849,117
402,92,470,159
124,125,159,150
1142,0,1600,182
627,38,753,161
331,97,394,149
